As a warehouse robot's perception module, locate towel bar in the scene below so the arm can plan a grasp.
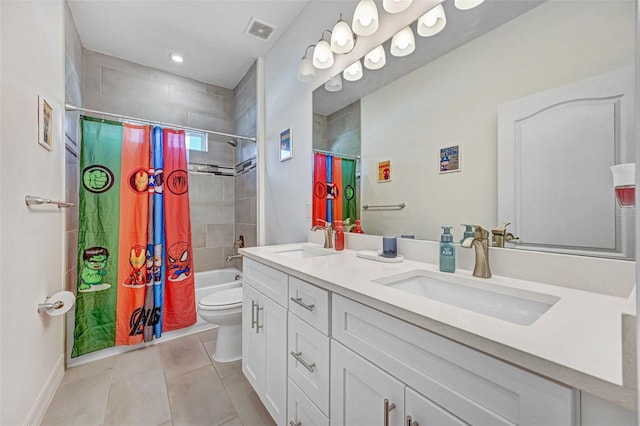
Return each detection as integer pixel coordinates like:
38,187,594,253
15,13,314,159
25,195,75,209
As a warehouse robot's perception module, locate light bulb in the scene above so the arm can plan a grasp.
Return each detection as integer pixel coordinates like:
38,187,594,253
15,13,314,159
313,39,334,69
325,75,343,92
390,26,415,57
352,0,379,36
364,45,386,70
383,0,413,14
297,56,315,82
331,18,355,54
343,60,363,82
454,0,485,10
417,4,446,37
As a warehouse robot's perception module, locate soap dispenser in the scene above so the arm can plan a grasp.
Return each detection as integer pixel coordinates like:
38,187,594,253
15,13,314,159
334,220,345,251
461,224,474,244
440,226,456,273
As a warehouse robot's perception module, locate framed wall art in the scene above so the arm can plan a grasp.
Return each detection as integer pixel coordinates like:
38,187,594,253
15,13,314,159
38,95,54,151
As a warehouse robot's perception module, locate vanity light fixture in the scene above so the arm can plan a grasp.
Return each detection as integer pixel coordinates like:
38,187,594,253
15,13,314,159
383,0,413,14
170,53,184,63
352,0,379,36
297,45,316,82
454,0,485,10
324,74,343,92
343,60,363,81
313,30,334,69
364,45,386,70
331,14,356,54
417,4,446,37
390,26,415,57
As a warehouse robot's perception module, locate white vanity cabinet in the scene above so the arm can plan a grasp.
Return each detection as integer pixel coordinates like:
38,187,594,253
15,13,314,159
242,259,288,425
332,294,576,426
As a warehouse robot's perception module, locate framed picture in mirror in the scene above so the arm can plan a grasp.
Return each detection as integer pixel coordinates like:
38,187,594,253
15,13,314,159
279,127,292,161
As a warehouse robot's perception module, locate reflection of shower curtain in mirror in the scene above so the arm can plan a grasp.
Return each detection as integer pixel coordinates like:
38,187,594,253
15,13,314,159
312,152,357,228
72,117,196,357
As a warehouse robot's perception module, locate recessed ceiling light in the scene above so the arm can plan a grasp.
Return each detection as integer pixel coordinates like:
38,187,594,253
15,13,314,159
170,53,184,63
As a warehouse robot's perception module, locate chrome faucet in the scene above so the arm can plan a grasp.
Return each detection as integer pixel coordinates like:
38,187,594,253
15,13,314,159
311,221,333,249
461,225,492,278
491,222,519,248
225,235,245,263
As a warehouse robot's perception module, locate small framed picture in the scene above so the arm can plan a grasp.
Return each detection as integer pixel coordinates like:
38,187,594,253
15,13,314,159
279,127,292,161
38,96,54,151
439,144,461,174
378,160,391,182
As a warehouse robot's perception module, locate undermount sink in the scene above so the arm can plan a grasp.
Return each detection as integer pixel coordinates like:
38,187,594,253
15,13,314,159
373,270,559,326
274,245,338,259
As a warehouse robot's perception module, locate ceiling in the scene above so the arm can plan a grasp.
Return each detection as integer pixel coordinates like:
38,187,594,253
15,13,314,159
68,0,311,89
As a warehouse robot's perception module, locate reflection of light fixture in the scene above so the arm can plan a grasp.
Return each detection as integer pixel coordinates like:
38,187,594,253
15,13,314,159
390,26,415,57
610,163,636,207
417,4,446,37
454,0,485,10
364,45,386,70
313,30,334,69
352,0,379,36
170,53,184,63
383,0,413,14
343,60,363,81
296,45,316,81
331,14,356,54
325,75,343,92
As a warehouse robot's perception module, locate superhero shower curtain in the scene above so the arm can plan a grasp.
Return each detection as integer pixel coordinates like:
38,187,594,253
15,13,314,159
72,117,196,357
312,152,357,227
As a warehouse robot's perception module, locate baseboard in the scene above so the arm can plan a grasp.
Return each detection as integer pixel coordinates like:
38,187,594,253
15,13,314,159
25,354,64,426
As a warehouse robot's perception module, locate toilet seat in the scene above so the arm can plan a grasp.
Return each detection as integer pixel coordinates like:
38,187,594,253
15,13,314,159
199,287,242,310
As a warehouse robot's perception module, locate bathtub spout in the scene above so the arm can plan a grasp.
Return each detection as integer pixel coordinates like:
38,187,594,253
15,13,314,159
226,254,243,263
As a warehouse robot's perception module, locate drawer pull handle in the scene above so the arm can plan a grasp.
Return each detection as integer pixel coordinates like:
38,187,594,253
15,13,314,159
384,399,396,426
289,421,302,426
290,297,315,311
251,300,257,329
290,351,316,372
256,305,263,334
406,415,419,426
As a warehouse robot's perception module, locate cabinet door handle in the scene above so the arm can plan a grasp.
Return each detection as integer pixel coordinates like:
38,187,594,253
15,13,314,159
406,415,419,426
251,300,257,329
290,296,315,312
384,399,396,426
256,305,263,334
289,421,302,426
290,351,316,372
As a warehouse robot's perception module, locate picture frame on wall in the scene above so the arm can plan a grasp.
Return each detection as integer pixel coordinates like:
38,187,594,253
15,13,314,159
279,127,292,161
38,95,54,151
439,144,461,174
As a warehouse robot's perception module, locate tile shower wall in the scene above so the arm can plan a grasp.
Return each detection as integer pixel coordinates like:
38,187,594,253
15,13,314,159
82,50,238,272
233,62,257,259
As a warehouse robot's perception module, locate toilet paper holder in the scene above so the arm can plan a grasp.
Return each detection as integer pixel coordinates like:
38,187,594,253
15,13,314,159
37,300,65,313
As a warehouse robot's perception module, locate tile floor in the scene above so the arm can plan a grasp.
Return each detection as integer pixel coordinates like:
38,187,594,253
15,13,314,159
42,329,275,426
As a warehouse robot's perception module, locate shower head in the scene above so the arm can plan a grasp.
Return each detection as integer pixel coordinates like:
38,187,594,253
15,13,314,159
227,138,238,147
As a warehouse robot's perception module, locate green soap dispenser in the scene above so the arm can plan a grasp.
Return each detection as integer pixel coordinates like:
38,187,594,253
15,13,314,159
440,226,456,273
461,224,474,244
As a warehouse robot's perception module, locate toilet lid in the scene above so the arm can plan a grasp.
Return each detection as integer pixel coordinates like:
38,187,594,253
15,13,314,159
200,287,242,307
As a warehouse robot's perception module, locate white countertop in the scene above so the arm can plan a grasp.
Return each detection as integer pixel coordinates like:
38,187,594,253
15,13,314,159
240,243,637,410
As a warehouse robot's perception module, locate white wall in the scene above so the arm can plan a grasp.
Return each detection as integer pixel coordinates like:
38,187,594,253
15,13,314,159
360,1,635,240
0,1,66,424
263,0,442,244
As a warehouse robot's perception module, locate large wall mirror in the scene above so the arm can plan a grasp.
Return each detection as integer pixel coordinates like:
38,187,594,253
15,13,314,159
312,0,636,259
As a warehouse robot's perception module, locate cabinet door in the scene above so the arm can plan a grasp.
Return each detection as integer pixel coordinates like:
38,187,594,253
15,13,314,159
260,294,288,425
242,284,264,392
405,387,468,426
331,340,404,426
288,379,330,426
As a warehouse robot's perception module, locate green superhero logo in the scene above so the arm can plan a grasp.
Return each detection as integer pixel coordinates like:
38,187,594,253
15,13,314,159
82,165,114,194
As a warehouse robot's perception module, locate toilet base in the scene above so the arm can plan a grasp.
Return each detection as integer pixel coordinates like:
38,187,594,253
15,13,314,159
212,322,242,363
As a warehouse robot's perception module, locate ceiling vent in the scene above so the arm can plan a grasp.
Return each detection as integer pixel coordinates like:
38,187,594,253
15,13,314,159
244,17,277,41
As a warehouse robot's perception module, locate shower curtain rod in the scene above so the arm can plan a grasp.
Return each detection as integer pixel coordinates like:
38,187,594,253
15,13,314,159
64,104,257,142
313,149,360,160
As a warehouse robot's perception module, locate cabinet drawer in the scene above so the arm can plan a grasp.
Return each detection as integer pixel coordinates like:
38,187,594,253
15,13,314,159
332,295,575,425
288,312,330,416
288,379,329,426
406,386,477,426
243,257,288,307
288,276,330,335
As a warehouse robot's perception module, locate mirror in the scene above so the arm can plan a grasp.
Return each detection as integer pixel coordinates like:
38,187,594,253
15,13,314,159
312,0,636,259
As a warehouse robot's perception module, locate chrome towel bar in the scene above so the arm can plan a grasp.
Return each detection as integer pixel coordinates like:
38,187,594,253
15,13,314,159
25,195,75,208
362,202,406,211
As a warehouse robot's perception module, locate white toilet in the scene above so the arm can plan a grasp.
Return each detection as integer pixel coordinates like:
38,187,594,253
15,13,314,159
197,286,243,362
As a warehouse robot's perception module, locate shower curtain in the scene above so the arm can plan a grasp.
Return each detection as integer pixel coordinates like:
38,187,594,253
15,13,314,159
72,117,196,357
312,152,357,228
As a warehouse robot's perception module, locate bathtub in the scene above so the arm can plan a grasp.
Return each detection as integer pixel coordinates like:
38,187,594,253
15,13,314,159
195,268,243,327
